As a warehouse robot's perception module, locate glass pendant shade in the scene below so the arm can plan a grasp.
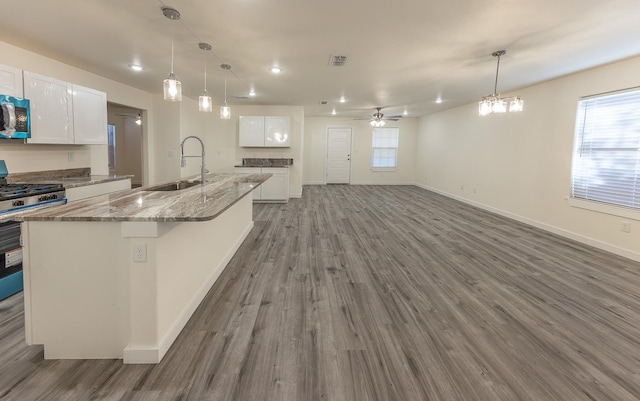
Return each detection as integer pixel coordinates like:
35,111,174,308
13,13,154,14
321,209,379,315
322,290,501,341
199,93,212,112
492,99,507,113
479,99,491,116
220,105,231,119
163,74,182,101
478,50,523,116
509,97,524,112
370,120,385,127
220,68,231,120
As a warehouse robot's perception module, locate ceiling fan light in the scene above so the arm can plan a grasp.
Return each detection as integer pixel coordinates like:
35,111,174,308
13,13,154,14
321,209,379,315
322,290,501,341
509,97,524,112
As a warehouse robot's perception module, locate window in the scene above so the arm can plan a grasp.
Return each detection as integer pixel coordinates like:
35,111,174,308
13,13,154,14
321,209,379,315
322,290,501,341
571,88,640,211
372,128,399,170
107,124,116,169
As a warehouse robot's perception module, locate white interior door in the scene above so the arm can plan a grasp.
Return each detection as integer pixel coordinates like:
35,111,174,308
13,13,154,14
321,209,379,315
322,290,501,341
326,128,352,184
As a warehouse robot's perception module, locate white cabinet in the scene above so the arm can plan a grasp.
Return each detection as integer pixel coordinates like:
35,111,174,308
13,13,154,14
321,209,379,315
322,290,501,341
234,167,289,202
238,116,290,147
238,116,265,147
24,71,74,144
0,64,23,97
72,84,107,144
23,71,107,145
65,179,131,202
260,168,289,201
265,116,290,147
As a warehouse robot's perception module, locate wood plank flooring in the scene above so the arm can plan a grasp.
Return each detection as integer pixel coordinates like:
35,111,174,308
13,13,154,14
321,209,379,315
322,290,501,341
2,185,640,400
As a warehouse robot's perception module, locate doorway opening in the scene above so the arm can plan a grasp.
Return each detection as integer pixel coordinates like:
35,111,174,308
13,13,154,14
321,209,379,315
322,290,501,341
326,127,352,184
107,103,145,187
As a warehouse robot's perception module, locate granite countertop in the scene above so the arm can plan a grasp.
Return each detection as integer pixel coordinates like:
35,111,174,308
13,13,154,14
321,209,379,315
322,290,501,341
236,158,293,168
18,172,271,223
7,168,133,189
234,165,290,168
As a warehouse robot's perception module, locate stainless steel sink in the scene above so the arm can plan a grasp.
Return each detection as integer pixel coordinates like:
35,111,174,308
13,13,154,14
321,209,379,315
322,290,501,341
144,181,201,191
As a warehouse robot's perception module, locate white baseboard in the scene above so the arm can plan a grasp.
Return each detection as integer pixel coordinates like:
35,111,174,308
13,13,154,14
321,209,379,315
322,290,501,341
123,221,255,364
303,181,326,185
415,183,640,263
350,181,415,186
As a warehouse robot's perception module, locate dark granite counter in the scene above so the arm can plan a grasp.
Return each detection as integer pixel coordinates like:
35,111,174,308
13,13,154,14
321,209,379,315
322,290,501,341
18,172,271,223
237,158,293,167
7,168,133,189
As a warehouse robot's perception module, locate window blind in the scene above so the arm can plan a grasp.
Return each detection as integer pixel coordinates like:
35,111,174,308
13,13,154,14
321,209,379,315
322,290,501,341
372,128,399,168
571,88,640,209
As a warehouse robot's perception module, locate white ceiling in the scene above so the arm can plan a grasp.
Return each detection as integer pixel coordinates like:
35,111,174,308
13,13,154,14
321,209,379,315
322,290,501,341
2,0,640,118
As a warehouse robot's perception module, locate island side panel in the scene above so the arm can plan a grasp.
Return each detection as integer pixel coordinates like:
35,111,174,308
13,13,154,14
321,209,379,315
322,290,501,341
22,221,130,359
124,194,254,364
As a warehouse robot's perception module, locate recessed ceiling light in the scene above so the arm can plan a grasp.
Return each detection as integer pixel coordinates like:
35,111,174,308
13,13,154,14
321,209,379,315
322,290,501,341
270,66,281,73
249,89,256,97
403,110,408,115
331,109,336,115
129,64,143,71
436,97,443,104
339,96,346,103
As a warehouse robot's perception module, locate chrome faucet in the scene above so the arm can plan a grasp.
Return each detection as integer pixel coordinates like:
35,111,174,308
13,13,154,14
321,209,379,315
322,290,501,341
180,135,208,185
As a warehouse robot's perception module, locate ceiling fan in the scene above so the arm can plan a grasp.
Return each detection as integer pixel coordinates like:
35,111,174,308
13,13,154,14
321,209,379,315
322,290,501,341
355,107,402,127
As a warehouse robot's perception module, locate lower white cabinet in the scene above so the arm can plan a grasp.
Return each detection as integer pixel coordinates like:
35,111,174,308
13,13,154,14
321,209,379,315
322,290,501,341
65,179,131,202
235,167,289,202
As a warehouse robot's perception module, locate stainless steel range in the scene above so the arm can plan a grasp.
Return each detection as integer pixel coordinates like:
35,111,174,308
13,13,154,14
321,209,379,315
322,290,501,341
0,182,66,213
0,160,67,301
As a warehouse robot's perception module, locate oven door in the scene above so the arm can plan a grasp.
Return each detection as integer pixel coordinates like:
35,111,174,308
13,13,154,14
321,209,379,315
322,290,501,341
0,220,23,300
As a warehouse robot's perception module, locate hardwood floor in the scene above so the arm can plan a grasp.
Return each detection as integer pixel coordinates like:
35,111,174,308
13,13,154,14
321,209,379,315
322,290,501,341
2,185,640,400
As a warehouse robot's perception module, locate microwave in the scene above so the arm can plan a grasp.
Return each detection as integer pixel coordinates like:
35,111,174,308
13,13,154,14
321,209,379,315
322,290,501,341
0,94,31,139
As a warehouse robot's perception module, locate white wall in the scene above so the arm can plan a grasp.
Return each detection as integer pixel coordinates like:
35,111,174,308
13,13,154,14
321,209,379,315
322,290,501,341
304,117,418,185
416,55,640,261
0,41,154,180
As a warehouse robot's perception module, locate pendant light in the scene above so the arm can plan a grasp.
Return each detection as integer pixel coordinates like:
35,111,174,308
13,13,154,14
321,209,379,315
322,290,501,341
198,42,213,112
162,7,182,102
478,50,523,116
220,64,231,119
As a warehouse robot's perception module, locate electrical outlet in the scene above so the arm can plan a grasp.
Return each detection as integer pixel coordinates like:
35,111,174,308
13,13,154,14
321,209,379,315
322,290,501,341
473,188,477,194
67,152,75,162
133,243,147,262
460,185,464,191
620,221,631,233
168,150,175,158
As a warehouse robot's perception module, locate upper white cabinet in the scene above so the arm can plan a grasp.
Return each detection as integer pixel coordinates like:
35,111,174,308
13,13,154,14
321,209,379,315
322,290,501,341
24,71,74,144
72,84,107,144
0,64,24,97
265,116,290,147
238,116,265,147
23,71,107,145
239,115,290,147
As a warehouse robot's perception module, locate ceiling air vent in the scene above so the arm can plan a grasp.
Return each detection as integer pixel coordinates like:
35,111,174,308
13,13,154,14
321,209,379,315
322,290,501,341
328,55,348,67
320,100,328,105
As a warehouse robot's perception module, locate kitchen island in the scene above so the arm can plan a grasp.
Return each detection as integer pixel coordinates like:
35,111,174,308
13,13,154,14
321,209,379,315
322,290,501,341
18,172,271,364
